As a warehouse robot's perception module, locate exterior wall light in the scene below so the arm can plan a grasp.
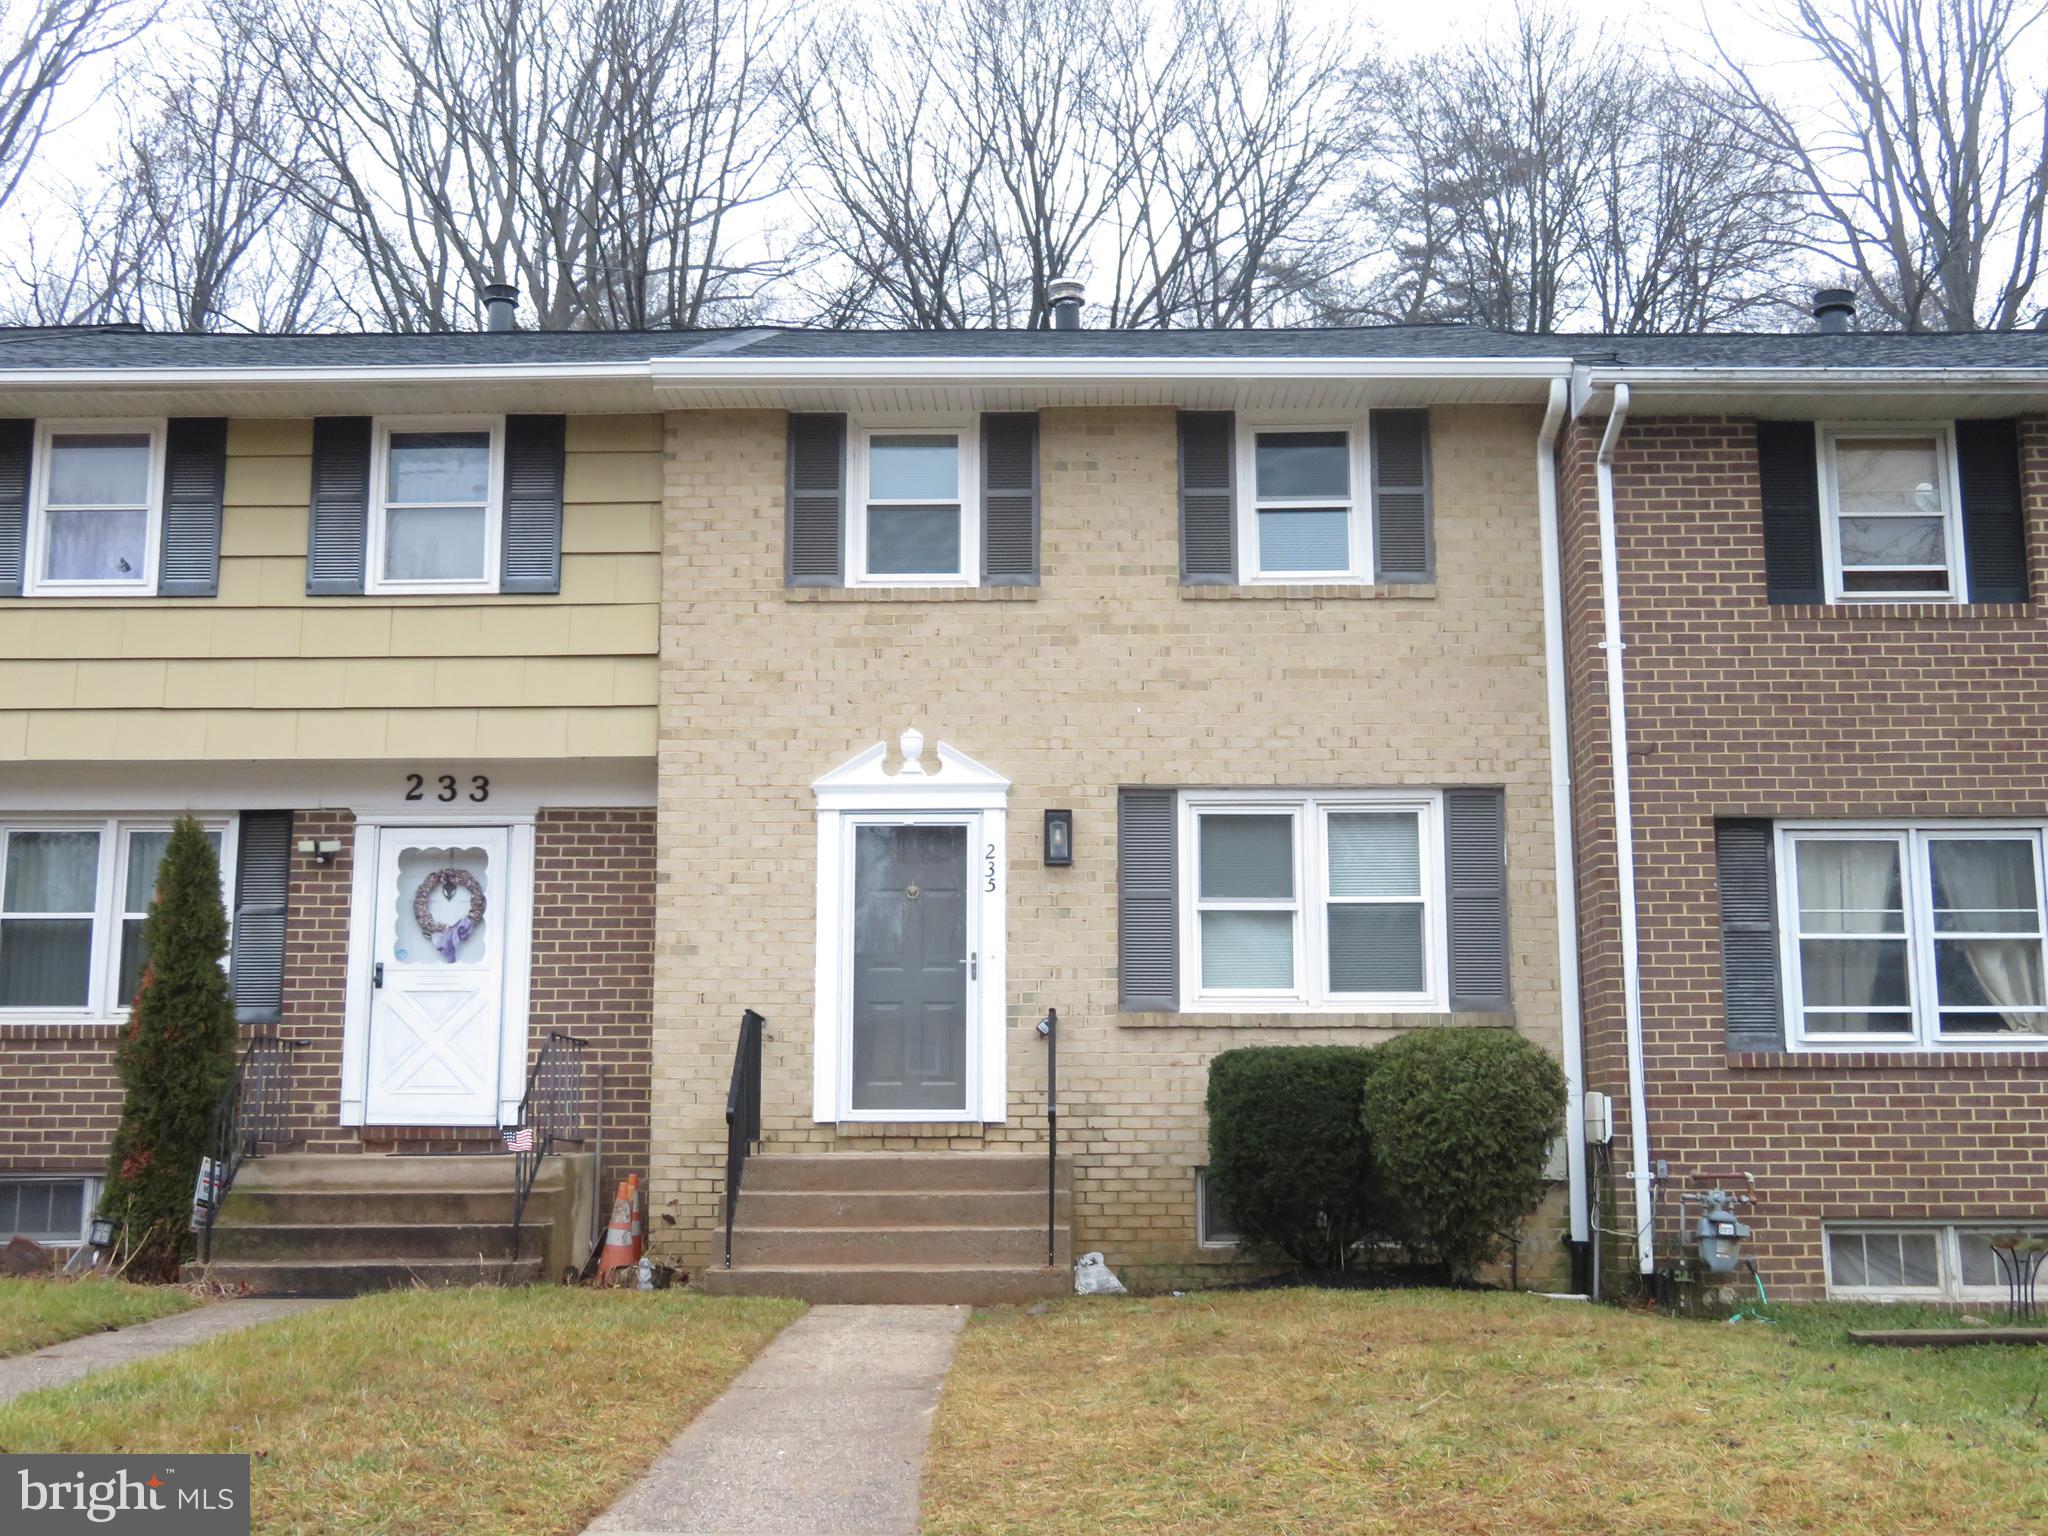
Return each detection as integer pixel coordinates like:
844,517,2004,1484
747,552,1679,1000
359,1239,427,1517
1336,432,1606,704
1043,810,1073,867
88,1215,119,1249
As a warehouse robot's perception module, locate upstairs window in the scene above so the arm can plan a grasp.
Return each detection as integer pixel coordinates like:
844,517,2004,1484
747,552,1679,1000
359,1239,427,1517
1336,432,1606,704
1239,424,1370,582
27,422,163,595
1818,428,1962,602
1781,824,2048,1049
852,426,976,585
367,419,502,593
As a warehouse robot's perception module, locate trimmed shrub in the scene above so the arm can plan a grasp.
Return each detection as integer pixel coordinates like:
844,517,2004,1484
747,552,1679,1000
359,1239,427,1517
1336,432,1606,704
100,817,239,1279
1360,1028,1567,1283
1205,1046,1381,1268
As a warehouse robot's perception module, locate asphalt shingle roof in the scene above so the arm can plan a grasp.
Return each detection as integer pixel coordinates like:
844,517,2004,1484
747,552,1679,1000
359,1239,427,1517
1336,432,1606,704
0,320,2042,370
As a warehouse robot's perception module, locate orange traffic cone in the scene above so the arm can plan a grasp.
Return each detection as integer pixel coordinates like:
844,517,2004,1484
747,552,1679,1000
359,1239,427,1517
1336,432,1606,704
626,1174,644,1262
597,1179,637,1282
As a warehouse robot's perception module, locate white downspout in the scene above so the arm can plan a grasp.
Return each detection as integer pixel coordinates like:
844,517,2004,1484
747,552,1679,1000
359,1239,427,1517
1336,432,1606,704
1534,377,1589,1255
1592,383,1655,1276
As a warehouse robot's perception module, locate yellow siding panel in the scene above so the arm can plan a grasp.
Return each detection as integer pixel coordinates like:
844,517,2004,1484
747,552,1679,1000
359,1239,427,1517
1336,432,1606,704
165,660,258,709
227,419,313,456
224,455,312,508
0,662,76,708
295,709,397,759
568,604,656,656
614,554,661,604
561,502,661,554
382,709,482,759
126,609,218,658
609,655,659,705
220,506,307,558
565,449,662,504
31,611,125,659
0,713,27,757
299,609,392,658
478,606,571,655
432,656,528,709
204,711,300,759
115,710,209,759
74,661,165,709
343,658,437,708
208,609,304,658
254,658,344,703
566,414,663,453
475,707,570,757
560,707,655,757
25,711,120,759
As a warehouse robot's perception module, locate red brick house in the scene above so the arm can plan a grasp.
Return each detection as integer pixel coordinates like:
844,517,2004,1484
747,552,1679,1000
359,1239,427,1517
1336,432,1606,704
1558,306,2048,1299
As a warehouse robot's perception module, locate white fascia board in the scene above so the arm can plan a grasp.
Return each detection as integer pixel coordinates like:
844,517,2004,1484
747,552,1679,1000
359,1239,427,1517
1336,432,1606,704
1579,363,2048,397
0,362,657,390
652,356,1575,387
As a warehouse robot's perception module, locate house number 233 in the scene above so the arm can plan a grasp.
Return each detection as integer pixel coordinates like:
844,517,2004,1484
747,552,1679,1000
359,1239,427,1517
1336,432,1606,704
404,773,490,803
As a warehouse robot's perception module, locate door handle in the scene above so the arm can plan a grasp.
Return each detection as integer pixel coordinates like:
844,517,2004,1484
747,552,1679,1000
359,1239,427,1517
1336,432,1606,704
372,962,384,990
964,952,977,980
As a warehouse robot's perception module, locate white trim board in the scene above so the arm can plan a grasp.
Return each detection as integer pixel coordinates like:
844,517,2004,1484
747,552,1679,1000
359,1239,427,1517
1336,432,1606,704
0,759,656,814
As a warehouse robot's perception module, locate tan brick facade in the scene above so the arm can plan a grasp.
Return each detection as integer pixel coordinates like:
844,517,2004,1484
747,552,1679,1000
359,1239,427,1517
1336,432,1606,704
0,806,653,1198
651,404,1569,1285
1560,412,2048,1297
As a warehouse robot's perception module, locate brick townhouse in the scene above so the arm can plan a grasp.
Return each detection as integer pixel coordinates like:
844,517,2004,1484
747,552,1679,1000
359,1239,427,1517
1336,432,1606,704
0,299,2042,1302
1558,308,2048,1299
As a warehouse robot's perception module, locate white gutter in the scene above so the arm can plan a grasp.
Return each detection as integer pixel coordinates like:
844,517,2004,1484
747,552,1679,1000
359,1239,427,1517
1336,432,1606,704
0,362,659,389
650,356,1575,386
1535,377,1589,1254
1578,364,2048,395
1592,382,1656,1277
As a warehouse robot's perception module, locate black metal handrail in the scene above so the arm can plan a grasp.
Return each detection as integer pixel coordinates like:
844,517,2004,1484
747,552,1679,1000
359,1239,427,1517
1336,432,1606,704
723,1009,766,1268
510,1031,591,1263
198,1033,308,1262
1038,1006,1058,1267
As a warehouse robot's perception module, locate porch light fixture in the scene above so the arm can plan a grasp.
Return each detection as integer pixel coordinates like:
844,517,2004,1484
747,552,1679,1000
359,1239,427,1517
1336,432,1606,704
297,838,341,865
1043,809,1073,867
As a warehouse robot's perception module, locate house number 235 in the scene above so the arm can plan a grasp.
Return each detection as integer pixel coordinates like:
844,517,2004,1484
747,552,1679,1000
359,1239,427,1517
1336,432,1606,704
985,843,997,892
404,773,490,803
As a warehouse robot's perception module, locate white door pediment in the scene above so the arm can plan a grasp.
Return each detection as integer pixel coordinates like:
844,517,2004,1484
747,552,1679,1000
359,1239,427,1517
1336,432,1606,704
813,728,1011,811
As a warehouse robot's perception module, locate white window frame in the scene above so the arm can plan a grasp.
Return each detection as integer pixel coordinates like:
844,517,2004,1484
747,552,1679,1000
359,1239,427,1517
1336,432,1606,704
0,1174,103,1247
1816,423,1966,605
1195,1168,1240,1249
1235,416,1372,584
849,419,979,588
1778,821,2048,1053
24,419,166,597
365,415,505,596
1175,789,1446,1014
1822,1221,2048,1302
0,815,237,1022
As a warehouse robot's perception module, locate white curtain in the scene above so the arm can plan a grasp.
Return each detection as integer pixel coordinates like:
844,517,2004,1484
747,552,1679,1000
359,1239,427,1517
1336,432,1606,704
1932,841,2045,1032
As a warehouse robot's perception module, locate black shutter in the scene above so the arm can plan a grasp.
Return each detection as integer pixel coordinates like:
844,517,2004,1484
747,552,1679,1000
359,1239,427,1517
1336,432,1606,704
1118,788,1179,1012
0,419,29,597
1177,410,1234,584
1755,420,1823,604
981,412,1039,586
1957,418,2028,604
1445,788,1511,1012
1372,409,1432,582
787,413,845,587
306,417,371,595
157,417,227,597
1716,818,1785,1053
500,414,566,595
230,810,293,1025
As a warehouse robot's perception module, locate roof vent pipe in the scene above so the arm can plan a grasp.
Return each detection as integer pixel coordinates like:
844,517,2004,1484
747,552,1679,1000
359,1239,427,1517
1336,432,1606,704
1812,287,1856,333
482,280,519,333
1048,277,1084,331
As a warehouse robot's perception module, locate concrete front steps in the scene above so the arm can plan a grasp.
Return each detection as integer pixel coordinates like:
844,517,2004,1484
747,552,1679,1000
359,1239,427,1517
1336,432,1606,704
187,1151,595,1297
696,1152,1072,1305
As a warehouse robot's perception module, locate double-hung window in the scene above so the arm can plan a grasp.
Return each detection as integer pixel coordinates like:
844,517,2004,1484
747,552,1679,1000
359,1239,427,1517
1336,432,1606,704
1780,824,2048,1049
26,421,164,596
1238,422,1369,582
0,818,234,1018
852,424,977,586
1178,791,1443,1012
1817,427,1963,602
367,417,502,593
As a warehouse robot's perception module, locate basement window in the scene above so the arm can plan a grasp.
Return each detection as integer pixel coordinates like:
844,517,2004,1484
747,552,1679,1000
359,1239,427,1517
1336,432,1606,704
1824,1222,2048,1301
0,1176,99,1247
1195,1169,1241,1248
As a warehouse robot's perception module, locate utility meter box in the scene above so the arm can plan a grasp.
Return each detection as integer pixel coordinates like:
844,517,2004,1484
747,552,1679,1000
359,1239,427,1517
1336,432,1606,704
1584,1091,1614,1146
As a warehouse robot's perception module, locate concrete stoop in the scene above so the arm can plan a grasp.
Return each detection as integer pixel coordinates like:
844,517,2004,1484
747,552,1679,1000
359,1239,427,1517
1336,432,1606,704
186,1151,596,1297
696,1151,1072,1306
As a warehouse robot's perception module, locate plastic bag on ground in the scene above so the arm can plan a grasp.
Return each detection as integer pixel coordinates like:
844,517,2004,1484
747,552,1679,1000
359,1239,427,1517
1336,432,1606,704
1074,1251,1127,1295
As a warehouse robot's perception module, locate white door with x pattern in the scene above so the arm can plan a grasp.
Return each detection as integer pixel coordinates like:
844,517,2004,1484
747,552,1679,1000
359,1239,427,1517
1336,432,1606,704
365,826,509,1126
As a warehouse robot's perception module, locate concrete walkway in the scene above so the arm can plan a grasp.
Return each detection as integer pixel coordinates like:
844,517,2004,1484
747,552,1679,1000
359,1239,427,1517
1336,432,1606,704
0,1298,330,1406
584,1304,967,1536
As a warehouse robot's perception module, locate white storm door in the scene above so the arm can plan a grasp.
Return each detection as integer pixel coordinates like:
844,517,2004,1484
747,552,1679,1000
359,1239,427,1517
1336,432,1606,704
364,826,510,1125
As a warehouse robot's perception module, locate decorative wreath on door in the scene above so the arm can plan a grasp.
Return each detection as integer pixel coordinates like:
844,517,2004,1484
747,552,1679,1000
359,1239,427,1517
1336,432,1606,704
413,867,487,963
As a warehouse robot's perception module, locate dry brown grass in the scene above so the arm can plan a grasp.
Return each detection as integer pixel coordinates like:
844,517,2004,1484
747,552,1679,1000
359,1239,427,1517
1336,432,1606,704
921,1289,2048,1536
0,1286,801,1535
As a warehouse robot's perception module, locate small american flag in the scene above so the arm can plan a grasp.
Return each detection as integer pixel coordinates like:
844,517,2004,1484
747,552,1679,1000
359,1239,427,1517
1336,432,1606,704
502,1126,535,1152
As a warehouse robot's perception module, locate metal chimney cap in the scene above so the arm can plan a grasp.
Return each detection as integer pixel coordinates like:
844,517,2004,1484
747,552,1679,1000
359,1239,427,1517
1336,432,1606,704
1812,287,1857,333
482,280,519,333
1048,277,1084,330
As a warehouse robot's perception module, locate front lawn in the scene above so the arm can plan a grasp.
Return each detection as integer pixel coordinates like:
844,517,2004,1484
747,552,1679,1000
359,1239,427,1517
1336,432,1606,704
0,1276,197,1357
0,1287,802,1536
923,1290,2048,1535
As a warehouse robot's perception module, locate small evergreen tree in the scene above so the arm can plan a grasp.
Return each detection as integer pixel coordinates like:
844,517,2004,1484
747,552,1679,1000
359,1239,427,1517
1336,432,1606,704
99,816,238,1279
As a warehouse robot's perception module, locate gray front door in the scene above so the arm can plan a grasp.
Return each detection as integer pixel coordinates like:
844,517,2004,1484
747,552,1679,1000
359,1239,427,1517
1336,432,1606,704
852,823,969,1113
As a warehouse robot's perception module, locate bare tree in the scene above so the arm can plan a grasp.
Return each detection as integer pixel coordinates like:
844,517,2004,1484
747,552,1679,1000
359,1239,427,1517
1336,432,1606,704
1711,0,2048,331
230,0,786,331
0,0,150,214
